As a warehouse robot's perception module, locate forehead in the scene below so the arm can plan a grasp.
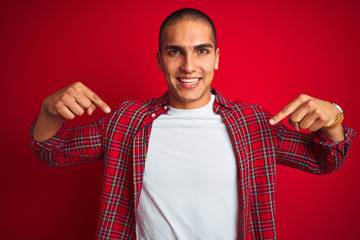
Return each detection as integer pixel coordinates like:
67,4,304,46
162,19,214,47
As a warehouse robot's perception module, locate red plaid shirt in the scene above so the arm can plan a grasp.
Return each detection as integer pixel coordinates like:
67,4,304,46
30,89,355,239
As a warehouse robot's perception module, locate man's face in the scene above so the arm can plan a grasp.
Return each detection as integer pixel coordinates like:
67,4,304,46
157,19,219,109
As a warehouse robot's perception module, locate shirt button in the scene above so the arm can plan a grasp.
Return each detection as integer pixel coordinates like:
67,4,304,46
151,113,156,118
164,106,168,110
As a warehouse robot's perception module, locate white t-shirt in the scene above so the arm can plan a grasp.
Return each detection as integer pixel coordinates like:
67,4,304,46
136,95,241,239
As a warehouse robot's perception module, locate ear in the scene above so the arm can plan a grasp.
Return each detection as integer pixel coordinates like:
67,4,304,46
214,48,220,70
157,50,163,71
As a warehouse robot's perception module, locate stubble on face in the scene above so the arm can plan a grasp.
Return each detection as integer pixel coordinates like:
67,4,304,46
157,19,219,109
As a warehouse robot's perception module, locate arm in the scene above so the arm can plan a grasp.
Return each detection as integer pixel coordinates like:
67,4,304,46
274,121,355,174
268,94,356,173
30,82,111,166
30,115,111,166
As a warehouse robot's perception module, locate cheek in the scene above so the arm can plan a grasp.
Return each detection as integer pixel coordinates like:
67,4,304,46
202,61,216,74
163,62,179,76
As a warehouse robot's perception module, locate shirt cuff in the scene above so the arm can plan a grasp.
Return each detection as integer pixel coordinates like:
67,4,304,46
312,124,356,156
30,117,68,152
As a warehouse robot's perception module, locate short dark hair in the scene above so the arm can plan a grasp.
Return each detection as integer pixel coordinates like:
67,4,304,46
159,8,217,50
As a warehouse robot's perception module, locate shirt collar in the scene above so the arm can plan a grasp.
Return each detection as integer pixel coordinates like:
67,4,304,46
211,88,234,109
149,88,234,112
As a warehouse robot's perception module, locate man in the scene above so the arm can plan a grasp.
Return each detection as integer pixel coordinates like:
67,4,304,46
31,8,355,240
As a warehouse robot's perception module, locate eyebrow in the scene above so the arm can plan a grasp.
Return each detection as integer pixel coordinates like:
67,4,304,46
194,43,214,49
164,43,214,51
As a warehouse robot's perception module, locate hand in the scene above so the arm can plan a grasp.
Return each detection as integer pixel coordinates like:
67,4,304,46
43,82,111,120
269,94,341,132
33,82,111,142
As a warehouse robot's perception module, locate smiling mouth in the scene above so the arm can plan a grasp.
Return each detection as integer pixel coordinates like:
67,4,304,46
176,77,201,84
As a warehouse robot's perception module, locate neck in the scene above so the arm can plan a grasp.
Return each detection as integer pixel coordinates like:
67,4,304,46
169,92,211,109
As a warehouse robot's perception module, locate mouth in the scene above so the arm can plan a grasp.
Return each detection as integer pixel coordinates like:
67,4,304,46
176,77,202,88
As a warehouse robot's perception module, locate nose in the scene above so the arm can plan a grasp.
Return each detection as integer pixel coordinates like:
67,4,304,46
181,53,196,73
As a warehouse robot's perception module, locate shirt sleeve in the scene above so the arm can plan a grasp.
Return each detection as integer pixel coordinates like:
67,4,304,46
30,115,111,167
275,121,356,174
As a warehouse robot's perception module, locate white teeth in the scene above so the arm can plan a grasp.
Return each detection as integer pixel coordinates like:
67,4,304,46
178,78,200,83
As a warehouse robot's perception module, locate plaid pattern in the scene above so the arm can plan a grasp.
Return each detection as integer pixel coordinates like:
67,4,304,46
30,89,356,240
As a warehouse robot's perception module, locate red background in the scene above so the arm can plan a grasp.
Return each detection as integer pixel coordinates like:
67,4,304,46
1,0,359,239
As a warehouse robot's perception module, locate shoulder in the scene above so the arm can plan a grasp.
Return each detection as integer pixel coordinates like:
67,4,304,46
100,98,158,133
212,88,272,123
226,101,275,133
110,94,166,119
227,100,278,137
232,100,271,119
112,100,152,118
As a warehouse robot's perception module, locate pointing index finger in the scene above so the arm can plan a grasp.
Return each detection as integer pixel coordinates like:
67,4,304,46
269,94,311,125
84,88,111,114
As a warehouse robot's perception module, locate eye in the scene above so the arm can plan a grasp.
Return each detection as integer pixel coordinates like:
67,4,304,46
168,50,181,55
198,48,209,54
